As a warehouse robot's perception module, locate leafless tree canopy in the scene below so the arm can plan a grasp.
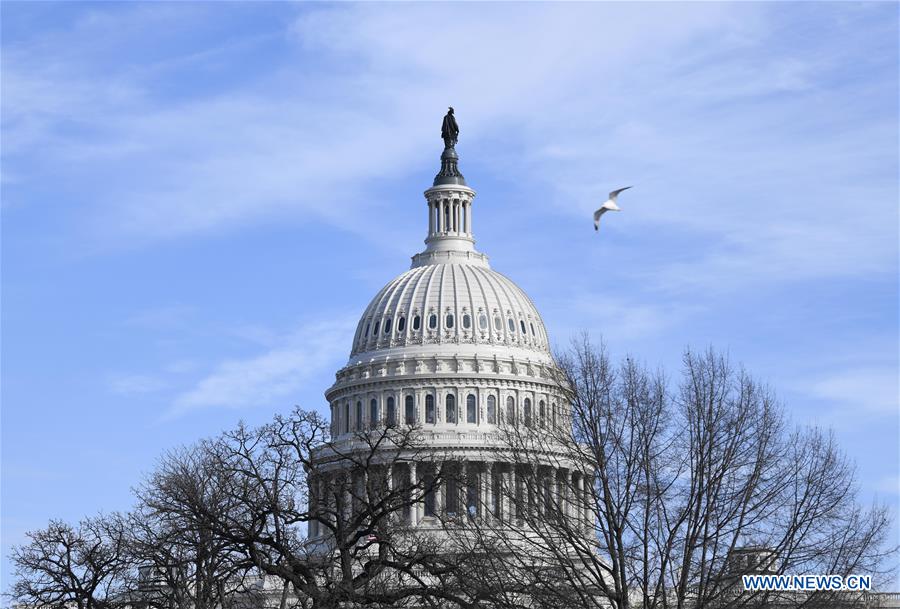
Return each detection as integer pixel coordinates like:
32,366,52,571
9,343,894,609
467,338,895,609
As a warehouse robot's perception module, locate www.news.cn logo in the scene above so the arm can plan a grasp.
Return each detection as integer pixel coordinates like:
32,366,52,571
742,574,871,592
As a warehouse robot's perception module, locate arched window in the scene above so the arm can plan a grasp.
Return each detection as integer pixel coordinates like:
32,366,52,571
446,314,454,328
405,395,415,424
373,321,380,336
539,400,546,428
508,318,515,333
413,315,421,331
552,403,558,429
487,395,496,424
462,314,471,329
466,394,477,423
426,394,435,424
446,394,456,424
344,402,350,433
356,401,363,430
479,314,488,330
494,315,502,330
524,398,532,427
520,320,527,334
365,322,370,337
384,318,392,334
397,317,406,332
506,396,515,425
370,398,379,428
530,322,536,335
428,314,437,330
386,397,396,427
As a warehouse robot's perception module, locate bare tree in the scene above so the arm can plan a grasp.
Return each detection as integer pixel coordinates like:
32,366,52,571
10,516,134,609
128,453,260,609
466,338,893,609
150,406,471,609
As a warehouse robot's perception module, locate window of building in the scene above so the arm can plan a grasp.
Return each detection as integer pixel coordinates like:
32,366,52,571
397,317,406,332
386,397,396,427
508,318,515,333
530,322,536,335
494,315,502,330
373,321,380,336
424,473,437,517
365,322,370,337
356,401,363,430
344,402,350,433
462,313,471,329
466,394,477,423
506,396,515,424
384,318,392,334
539,400,546,428
446,476,459,517
370,398,379,428
446,394,456,424
524,398,532,427
487,395,496,424
520,319,527,334
405,395,415,424
426,394,435,424
479,314,488,330
552,403,557,429
413,315,421,331
446,314,454,328
466,476,478,518
428,314,438,330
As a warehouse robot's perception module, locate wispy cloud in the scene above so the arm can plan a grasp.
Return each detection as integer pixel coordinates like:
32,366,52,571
804,366,899,417
108,373,169,396
167,316,355,418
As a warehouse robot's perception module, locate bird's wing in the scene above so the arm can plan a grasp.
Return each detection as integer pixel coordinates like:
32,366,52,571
608,186,633,200
593,207,608,230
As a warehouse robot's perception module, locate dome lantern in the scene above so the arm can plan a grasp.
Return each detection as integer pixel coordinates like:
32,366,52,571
413,108,486,269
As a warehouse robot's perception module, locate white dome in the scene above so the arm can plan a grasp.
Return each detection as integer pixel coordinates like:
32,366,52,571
350,262,550,359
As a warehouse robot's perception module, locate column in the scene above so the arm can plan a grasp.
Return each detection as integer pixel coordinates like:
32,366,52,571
573,473,583,528
438,199,444,232
484,462,494,521
435,461,444,517
341,473,352,530
583,471,593,530
428,201,434,234
409,462,419,525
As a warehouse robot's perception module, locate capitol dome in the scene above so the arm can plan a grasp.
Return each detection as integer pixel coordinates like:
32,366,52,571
350,262,551,361
309,117,588,548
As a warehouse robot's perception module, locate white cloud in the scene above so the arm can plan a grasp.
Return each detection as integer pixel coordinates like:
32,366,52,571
108,373,168,395
805,366,899,416
167,316,355,418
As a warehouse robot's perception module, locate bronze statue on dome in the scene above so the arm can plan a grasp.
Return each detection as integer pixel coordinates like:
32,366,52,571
441,107,459,149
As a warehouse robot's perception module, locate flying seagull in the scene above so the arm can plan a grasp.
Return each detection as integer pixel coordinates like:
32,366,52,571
593,186,632,231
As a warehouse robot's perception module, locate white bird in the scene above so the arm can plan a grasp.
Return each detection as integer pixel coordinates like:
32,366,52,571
593,186,632,231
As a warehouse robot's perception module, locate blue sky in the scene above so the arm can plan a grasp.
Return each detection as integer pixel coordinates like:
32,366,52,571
2,1,898,590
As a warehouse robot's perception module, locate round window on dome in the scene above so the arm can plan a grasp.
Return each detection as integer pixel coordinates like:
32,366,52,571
413,315,421,331
446,314,454,328
462,314,471,329
397,317,406,332
384,318,392,334
494,316,502,330
479,314,488,330
428,314,438,330
508,318,515,333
